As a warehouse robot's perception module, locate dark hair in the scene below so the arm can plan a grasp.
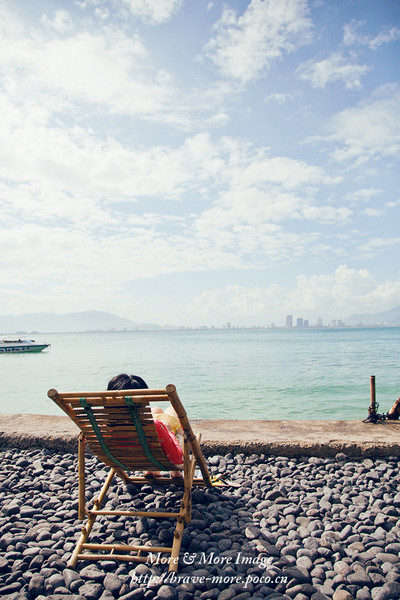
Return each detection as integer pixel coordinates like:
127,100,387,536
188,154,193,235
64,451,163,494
107,373,148,390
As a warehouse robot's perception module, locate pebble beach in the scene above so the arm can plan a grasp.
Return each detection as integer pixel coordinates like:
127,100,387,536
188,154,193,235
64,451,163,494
1,447,400,600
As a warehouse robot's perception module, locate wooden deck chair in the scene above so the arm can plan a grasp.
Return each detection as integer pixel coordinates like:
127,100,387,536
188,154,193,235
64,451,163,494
48,384,212,572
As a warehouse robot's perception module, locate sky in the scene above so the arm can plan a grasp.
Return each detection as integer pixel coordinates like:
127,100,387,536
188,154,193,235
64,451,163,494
1,0,399,328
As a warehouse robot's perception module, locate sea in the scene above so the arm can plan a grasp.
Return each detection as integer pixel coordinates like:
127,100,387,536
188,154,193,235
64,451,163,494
0,327,399,421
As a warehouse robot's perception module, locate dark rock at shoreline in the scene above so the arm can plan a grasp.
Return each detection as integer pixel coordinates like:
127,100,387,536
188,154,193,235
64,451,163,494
0,448,400,600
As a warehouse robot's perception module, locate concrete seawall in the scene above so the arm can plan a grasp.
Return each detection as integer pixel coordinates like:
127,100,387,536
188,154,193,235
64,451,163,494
1,413,399,458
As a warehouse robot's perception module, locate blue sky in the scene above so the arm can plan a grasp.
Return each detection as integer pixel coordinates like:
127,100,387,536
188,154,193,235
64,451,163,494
1,0,399,327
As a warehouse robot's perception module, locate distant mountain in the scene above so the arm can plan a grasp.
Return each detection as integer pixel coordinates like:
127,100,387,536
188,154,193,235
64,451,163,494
347,305,400,326
0,310,172,333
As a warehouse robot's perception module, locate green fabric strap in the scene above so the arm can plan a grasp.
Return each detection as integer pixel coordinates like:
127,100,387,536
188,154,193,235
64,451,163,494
79,396,168,472
124,396,168,471
79,398,129,472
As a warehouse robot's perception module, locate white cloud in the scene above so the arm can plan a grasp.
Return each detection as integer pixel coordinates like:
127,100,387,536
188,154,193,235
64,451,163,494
293,265,398,313
186,265,400,324
363,208,384,217
205,111,230,128
203,0,313,84
297,52,371,89
343,20,400,50
40,9,75,33
345,188,382,205
0,6,241,131
0,101,227,205
75,0,182,24
189,147,347,249
0,23,176,119
117,0,183,24
0,102,344,221
0,103,352,304
368,27,400,50
2,252,398,324
357,237,400,257
386,199,400,209
264,91,300,104
328,86,400,165
188,285,280,321
0,2,22,37
0,215,254,315
298,19,400,91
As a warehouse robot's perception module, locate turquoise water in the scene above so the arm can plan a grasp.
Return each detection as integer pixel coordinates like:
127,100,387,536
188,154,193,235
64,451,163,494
0,328,399,420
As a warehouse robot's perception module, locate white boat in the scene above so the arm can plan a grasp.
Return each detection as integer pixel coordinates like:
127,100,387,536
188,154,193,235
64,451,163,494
0,339,51,353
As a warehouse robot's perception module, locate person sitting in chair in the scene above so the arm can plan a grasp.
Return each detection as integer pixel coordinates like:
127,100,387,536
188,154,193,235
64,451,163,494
107,373,183,478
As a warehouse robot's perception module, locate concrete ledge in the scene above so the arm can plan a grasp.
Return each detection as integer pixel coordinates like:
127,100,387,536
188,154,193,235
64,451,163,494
0,413,399,458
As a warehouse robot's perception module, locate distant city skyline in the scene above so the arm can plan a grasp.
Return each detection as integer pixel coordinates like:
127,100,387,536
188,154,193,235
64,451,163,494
1,306,399,335
285,314,345,328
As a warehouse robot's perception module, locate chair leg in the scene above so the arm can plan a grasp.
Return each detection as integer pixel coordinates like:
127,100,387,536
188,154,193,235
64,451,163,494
78,432,86,520
167,385,212,487
168,436,197,572
69,467,116,567
183,435,196,523
169,517,184,572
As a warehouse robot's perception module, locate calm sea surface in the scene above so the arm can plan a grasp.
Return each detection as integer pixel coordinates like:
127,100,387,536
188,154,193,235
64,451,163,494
0,328,399,420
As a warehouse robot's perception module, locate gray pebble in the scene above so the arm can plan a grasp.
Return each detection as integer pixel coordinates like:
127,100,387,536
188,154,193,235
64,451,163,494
28,573,45,598
286,582,317,596
371,581,400,600
103,572,125,595
157,584,177,599
78,583,104,600
119,589,146,600
356,591,371,600
347,569,372,587
80,566,105,582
